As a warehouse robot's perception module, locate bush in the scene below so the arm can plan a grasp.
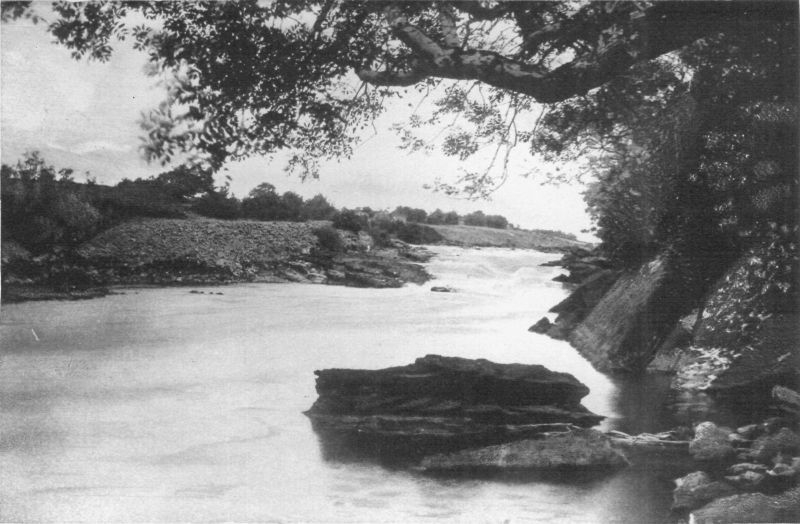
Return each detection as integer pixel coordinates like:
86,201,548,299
427,209,460,225
97,179,184,220
332,208,364,232
2,153,102,251
241,183,283,220
192,189,242,219
485,214,509,229
463,210,487,227
301,194,337,220
312,225,343,252
152,166,214,202
395,222,443,245
393,206,427,223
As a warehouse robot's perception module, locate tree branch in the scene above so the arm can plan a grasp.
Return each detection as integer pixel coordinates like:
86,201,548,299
357,65,430,87
357,1,799,104
437,3,461,48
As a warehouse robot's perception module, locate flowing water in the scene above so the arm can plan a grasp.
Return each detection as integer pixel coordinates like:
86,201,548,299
0,246,740,522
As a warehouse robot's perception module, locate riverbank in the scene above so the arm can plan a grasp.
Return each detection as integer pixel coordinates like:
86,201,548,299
2,218,588,303
525,243,800,521
1,218,433,303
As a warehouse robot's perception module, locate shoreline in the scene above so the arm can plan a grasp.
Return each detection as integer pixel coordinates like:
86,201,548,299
2,218,586,305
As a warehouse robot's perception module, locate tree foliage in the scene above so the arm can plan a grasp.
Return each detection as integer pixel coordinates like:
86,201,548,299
1,152,101,251
4,1,794,183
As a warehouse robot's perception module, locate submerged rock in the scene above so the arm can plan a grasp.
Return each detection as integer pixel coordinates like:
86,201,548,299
672,471,737,511
305,355,603,460
749,427,800,463
418,428,628,472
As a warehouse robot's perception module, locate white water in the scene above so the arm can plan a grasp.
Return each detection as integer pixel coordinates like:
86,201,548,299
1,246,680,522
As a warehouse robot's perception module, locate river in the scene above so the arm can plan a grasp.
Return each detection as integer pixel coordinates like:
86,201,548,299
0,246,726,522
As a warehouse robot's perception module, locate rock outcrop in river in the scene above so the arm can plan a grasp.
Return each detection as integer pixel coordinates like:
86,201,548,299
305,355,603,461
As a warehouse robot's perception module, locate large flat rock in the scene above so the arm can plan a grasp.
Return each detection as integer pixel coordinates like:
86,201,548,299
305,355,603,460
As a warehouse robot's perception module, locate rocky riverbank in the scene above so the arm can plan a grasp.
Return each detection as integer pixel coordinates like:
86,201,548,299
525,244,799,521
306,356,800,520
530,245,798,392
1,218,433,303
671,386,800,522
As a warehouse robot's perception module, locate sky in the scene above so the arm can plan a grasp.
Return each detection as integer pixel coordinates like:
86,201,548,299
1,13,595,240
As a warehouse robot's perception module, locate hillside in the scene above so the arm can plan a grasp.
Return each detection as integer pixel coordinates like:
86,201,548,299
428,224,591,251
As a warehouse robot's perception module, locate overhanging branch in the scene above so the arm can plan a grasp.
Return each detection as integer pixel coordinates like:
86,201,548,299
356,1,799,104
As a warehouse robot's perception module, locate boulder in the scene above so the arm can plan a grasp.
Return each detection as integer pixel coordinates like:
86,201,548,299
305,355,603,460
769,459,800,480
528,317,552,334
728,433,752,448
544,247,612,284
672,471,737,511
750,427,800,463
724,470,767,489
691,487,800,524
774,386,800,416
737,424,762,440
727,463,769,475
546,269,621,339
689,422,736,462
418,428,628,472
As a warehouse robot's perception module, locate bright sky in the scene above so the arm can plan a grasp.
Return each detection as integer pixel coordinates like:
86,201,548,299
1,15,595,239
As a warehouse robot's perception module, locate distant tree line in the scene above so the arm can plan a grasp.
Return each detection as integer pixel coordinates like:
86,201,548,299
2,152,519,254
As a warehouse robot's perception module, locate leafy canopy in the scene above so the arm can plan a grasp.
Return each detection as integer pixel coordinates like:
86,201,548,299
4,0,794,195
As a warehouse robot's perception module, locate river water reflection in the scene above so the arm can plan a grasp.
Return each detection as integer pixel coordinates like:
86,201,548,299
0,246,728,522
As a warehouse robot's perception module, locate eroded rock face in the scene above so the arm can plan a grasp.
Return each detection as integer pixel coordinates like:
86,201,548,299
566,256,698,372
419,428,628,472
305,355,603,460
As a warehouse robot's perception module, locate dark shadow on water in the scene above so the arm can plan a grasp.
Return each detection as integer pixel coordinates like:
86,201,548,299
311,428,452,469
608,372,778,434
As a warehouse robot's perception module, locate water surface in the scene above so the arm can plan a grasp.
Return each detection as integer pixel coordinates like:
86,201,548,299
1,247,708,522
